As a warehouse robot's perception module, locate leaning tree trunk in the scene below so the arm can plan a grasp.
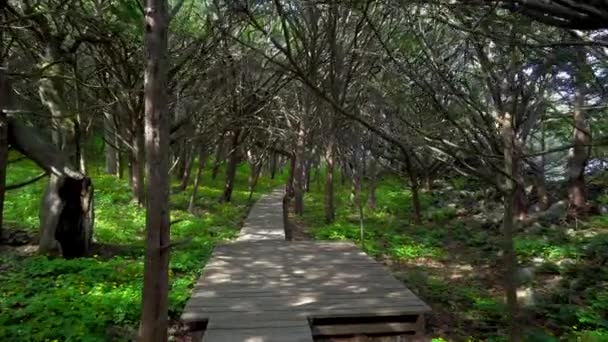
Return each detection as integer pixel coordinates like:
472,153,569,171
140,0,170,340
7,118,94,258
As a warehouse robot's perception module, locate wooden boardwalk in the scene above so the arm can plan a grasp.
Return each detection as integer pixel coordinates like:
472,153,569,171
182,189,430,341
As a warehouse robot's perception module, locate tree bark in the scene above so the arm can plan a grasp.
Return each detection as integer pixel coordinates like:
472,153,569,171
0,111,6,239
270,151,277,179
188,147,208,213
178,145,195,192
211,131,226,180
367,154,377,210
139,0,170,340
567,84,590,212
130,124,146,206
220,130,241,203
535,122,550,211
501,112,520,342
104,113,118,175
38,42,77,166
0,35,8,238
294,122,306,216
248,159,263,202
8,118,93,258
324,136,336,223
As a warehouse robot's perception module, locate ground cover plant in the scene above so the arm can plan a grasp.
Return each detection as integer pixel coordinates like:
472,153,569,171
301,175,608,341
0,153,286,341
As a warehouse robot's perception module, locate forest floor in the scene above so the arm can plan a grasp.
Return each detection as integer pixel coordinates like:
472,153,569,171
294,176,608,341
0,150,287,342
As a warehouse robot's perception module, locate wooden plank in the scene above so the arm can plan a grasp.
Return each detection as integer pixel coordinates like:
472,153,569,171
187,293,421,308
190,290,417,300
203,326,313,342
190,302,431,314
311,322,420,336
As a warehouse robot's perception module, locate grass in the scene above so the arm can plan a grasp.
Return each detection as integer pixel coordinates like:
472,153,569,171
0,151,287,341
302,173,608,341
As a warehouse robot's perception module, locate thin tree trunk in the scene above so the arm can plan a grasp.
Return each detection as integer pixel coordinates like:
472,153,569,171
130,127,145,206
248,161,263,202
270,151,277,179
0,111,5,238
188,147,208,213
367,154,377,210
324,137,336,223
294,122,306,215
501,112,520,342
140,0,170,340
212,131,225,180
104,114,118,175
567,83,590,212
220,130,240,203
0,35,8,238
286,153,296,198
536,122,550,210
178,145,195,192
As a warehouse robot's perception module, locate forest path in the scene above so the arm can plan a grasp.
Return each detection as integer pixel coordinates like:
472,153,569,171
182,189,430,342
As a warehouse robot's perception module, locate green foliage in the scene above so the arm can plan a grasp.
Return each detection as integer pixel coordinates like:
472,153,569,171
0,152,287,341
303,172,608,340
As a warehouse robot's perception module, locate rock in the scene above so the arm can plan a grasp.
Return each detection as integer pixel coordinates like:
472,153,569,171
556,258,576,268
518,266,536,284
526,222,545,234
517,287,535,307
540,200,568,223
600,206,608,215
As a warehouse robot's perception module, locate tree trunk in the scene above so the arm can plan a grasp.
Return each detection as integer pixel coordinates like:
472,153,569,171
367,154,377,210
0,39,8,238
178,145,195,192
248,160,263,202
220,130,240,203
104,114,118,175
211,131,226,180
0,111,7,239
514,162,528,220
567,84,590,212
535,123,550,211
270,151,277,179
130,124,145,206
38,42,77,166
294,122,306,216
501,112,520,342
324,137,336,223
8,118,94,258
140,0,170,340
286,153,296,198
188,147,208,213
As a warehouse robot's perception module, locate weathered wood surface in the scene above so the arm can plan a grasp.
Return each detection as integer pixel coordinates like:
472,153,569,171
182,189,430,341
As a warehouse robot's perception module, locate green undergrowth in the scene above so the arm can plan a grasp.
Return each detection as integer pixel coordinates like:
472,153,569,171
303,174,608,341
0,151,286,341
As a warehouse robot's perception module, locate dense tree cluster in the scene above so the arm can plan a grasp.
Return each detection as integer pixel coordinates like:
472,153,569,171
0,0,606,340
